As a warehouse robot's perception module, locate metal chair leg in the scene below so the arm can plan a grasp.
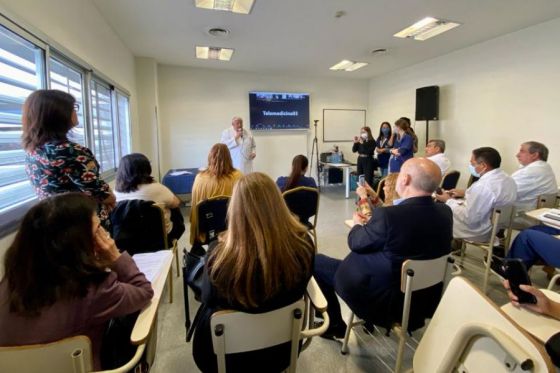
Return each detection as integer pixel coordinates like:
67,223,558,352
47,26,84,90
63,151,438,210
341,313,355,355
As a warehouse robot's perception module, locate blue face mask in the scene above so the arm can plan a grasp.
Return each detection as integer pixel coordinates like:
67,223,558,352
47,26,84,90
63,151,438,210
381,128,390,136
468,164,481,178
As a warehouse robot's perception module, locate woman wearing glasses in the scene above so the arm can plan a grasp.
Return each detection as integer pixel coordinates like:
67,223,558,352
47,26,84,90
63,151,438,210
22,89,116,225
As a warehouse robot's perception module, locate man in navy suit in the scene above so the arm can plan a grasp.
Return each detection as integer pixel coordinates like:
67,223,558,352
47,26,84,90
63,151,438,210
314,158,453,338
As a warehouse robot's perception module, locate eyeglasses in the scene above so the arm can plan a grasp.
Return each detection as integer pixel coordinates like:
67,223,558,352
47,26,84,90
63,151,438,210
73,103,80,112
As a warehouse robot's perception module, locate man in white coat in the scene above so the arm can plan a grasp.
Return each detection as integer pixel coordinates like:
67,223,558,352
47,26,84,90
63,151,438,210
425,139,451,176
220,116,256,174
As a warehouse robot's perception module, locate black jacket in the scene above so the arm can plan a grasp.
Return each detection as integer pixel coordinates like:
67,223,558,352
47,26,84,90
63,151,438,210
335,196,453,330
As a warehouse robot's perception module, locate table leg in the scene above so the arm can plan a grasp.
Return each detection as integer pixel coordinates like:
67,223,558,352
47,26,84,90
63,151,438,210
345,167,350,199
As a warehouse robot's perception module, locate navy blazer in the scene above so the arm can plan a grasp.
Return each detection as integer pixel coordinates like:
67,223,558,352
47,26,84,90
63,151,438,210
334,196,452,330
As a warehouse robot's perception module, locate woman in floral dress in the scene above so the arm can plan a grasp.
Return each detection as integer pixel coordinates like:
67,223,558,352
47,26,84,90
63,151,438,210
22,90,116,224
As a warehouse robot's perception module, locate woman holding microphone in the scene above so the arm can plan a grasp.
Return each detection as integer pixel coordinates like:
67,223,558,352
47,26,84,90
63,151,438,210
352,126,377,187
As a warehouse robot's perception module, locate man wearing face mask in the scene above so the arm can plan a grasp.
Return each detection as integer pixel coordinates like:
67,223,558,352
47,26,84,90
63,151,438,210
352,126,377,186
220,116,256,174
314,158,452,338
435,147,517,242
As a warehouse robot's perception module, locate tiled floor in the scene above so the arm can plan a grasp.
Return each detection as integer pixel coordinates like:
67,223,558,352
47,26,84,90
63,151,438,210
150,185,550,372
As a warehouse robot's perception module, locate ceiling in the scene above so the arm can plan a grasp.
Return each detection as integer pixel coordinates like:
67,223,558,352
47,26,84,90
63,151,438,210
92,0,560,79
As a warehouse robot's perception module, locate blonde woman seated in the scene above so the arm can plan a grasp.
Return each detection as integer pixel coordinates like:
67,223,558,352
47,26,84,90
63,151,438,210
356,173,400,220
190,144,243,247
192,173,315,373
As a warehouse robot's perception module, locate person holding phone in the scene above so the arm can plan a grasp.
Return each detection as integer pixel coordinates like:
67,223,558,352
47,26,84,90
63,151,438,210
504,280,560,319
352,126,377,187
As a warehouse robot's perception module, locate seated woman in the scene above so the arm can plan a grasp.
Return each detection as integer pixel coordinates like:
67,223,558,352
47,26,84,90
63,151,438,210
0,193,153,370
355,173,400,219
192,172,315,372
190,144,243,246
22,90,116,226
276,154,317,192
114,153,184,242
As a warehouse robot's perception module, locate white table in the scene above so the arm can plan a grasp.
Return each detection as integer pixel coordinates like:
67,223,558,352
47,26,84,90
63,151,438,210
526,208,560,230
131,250,173,344
321,162,355,199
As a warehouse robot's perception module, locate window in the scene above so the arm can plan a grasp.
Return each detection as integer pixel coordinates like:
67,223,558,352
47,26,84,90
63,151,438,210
48,56,85,145
90,79,116,173
116,91,131,158
0,24,44,231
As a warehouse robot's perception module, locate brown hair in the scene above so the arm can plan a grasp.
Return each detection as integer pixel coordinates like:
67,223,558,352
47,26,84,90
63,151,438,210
283,154,309,192
208,172,315,308
361,126,374,140
204,143,236,178
4,193,107,316
395,118,418,153
382,173,400,206
21,90,76,151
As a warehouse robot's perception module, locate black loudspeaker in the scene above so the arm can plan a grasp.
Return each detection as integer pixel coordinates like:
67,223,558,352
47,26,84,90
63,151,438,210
415,86,439,121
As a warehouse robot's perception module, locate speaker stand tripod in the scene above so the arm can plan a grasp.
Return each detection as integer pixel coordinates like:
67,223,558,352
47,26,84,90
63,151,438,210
425,120,430,146
309,119,321,191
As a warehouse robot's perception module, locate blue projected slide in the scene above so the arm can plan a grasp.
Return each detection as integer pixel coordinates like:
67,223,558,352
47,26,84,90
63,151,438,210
249,92,310,130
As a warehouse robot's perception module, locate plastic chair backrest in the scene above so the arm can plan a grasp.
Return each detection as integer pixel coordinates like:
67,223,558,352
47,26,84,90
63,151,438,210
282,187,319,226
537,193,559,209
0,335,93,373
400,255,454,293
413,277,554,373
441,170,460,190
197,196,230,245
211,299,306,373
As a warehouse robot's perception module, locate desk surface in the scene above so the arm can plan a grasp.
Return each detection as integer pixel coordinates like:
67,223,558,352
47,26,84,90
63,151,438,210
321,161,356,167
501,289,560,343
526,208,560,229
131,250,173,345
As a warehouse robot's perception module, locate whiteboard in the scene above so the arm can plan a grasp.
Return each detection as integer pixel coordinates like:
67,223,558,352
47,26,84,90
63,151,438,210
323,109,366,142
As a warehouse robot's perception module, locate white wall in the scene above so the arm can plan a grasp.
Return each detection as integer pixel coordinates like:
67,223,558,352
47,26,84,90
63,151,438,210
157,66,369,180
368,17,560,187
0,0,139,276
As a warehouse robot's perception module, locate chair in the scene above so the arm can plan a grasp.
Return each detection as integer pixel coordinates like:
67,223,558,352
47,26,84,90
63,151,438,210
537,193,560,209
376,177,387,202
210,277,329,373
282,187,320,245
0,335,146,373
467,174,479,187
459,205,516,293
440,170,460,190
194,195,230,246
413,277,554,373
340,254,456,373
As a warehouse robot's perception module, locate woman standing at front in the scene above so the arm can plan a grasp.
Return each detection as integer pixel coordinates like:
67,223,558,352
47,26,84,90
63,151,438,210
22,90,116,224
375,122,392,177
352,126,376,187
388,118,415,173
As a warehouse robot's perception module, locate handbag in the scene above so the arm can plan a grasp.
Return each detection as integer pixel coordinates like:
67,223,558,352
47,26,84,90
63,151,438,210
184,247,205,297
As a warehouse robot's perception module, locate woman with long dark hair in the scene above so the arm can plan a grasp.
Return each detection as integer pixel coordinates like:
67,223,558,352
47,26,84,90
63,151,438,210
352,126,377,186
389,118,415,173
22,89,116,224
375,122,392,176
276,154,317,192
0,193,153,370
192,172,315,372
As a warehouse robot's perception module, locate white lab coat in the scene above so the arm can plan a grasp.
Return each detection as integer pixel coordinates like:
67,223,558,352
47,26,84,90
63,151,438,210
446,168,517,242
512,160,558,212
220,127,256,174
427,153,451,176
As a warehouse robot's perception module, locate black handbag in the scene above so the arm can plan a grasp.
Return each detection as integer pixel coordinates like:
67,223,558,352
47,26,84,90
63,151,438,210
184,247,205,296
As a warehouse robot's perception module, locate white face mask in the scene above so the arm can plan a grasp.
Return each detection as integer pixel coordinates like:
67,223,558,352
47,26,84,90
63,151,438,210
360,133,368,139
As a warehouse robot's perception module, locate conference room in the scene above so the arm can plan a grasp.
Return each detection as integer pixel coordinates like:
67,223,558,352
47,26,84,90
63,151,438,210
1,0,560,372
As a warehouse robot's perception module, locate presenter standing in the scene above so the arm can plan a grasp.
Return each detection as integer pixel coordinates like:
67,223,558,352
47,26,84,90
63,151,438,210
220,116,256,174
352,126,377,187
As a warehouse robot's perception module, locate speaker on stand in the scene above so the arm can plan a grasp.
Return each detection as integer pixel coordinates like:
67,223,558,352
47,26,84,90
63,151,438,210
415,86,439,146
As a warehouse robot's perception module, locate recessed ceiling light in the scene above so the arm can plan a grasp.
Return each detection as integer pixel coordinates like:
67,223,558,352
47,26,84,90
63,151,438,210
194,0,255,14
394,17,460,41
196,46,234,61
329,60,368,72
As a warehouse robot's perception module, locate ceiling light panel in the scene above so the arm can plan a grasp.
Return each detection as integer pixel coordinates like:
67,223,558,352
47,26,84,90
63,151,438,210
345,62,368,72
196,46,234,61
394,17,460,41
194,0,255,14
330,60,368,72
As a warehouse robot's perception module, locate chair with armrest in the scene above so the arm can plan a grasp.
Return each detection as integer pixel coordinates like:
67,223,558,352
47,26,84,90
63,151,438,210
210,277,329,373
194,195,230,247
537,193,559,209
440,170,460,190
340,254,456,373
282,187,320,245
459,205,516,293
0,335,146,373
412,276,554,373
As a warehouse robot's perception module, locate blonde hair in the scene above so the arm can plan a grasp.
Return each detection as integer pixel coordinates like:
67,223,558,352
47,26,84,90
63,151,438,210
383,173,400,206
204,143,235,178
208,172,315,307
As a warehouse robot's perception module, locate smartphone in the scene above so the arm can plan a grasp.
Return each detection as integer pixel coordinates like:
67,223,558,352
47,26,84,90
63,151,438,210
358,174,365,187
503,259,537,304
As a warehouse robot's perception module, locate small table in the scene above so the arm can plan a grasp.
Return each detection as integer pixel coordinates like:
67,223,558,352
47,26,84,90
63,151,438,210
321,162,356,199
162,168,199,195
131,250,174,344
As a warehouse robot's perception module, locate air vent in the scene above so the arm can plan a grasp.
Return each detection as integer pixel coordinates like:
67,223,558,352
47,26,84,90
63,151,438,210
207,27,230,38
371,48,388,55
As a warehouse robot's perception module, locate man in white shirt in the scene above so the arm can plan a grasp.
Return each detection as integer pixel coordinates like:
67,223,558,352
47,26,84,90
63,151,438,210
435,147,517,242
220,116,256,174
425,139,451,176
512,141,557,212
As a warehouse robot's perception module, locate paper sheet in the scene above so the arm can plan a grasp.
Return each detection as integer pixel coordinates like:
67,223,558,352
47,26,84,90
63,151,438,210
133,250,171,283
169,170,192,176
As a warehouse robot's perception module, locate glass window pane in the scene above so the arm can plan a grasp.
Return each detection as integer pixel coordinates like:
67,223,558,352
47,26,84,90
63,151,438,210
49,57,85,144
117,92,130,157
91,80,115,172
0,25,44,213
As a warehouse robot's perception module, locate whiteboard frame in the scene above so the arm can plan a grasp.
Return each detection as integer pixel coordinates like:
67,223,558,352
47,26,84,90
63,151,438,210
322,109,367,143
